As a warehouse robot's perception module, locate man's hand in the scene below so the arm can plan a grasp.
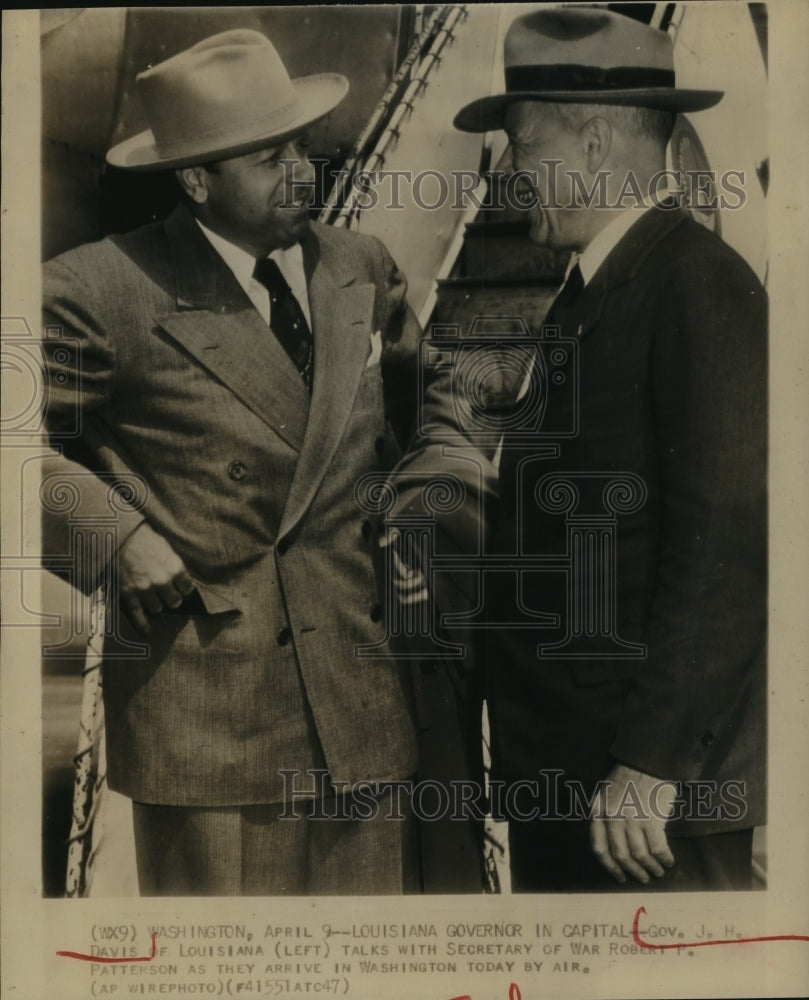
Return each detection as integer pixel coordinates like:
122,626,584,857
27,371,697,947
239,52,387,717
380,527,428,605
590,763,676,885
118,523,195,632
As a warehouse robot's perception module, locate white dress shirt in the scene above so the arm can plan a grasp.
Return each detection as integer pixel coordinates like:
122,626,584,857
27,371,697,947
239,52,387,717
196,219,313,328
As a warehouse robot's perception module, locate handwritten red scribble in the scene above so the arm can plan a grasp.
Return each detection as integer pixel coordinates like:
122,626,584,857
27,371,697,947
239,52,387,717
448,983,522,1000
632,906,809,950
56,932,159,963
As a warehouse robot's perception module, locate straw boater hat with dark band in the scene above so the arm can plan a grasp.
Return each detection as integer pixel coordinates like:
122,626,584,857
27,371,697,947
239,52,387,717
107,29,349,171
455,7,723,133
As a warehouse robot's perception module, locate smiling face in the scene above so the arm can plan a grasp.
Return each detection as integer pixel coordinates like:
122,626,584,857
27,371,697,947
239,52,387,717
191,132,316,257
504,101,592,251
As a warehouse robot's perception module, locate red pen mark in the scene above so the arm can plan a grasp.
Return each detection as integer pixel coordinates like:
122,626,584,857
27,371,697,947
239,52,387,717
448,984,522,1000
632,906,809,950
56,932,159,963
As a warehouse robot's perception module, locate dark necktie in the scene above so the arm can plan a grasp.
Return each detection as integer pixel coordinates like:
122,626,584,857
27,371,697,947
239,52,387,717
544,261,584,327
503,260,584,451
252,258,314,392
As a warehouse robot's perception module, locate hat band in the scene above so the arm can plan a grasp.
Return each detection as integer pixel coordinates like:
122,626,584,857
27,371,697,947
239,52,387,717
505,64,676,93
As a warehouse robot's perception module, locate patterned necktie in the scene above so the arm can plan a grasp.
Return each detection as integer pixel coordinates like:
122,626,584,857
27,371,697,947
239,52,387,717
252,258,314,392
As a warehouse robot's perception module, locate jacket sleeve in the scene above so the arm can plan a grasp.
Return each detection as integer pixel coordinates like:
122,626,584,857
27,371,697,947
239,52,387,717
371,236,498,559
41,255,146,594
369,234,423,450
609,242,767,782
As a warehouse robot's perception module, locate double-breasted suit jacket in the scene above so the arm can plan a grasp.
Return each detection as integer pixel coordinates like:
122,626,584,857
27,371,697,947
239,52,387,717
488,205,767,834
42,203,424,807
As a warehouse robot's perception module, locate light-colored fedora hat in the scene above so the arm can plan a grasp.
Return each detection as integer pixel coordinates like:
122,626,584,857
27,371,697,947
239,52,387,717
107,29,349,170
455,7,723,132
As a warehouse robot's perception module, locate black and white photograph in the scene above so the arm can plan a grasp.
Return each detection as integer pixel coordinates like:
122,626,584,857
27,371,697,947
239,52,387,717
2,3,808,998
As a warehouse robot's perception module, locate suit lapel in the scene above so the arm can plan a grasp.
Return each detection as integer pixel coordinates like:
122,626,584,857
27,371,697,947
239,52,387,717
156,205,309,452
279,227,375,538
572,205,690,341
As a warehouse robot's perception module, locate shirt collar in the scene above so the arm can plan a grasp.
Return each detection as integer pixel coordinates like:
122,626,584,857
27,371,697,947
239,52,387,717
578,203,654,286
196,219,258,290
195,219,306,295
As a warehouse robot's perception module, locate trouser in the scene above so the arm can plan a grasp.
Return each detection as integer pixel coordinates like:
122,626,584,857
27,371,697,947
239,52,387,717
508,818,755,893
133,785,421,896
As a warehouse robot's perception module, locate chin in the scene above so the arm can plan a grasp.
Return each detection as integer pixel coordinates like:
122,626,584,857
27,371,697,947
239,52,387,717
274,221,309,251
533,221,575,253
528,218,552,248
288,215,311,238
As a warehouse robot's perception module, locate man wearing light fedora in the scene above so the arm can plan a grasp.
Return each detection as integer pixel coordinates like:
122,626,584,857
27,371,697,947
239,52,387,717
453,8,766,891
40,28,436,895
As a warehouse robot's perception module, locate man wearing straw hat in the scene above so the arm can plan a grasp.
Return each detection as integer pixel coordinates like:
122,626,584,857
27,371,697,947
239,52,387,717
452,8,766,891
41,29,433,896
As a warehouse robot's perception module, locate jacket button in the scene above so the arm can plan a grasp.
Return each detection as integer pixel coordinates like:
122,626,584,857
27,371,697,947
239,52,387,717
700,731,715,747
228,460,247,481
277,538,290,555
420,659,439,675
361,519,373,540
374,435,386,456
369,603,383,622
276,626,292,647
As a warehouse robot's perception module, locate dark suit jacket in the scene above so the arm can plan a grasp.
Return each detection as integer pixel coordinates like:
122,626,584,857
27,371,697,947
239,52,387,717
42,204,427,807
489,206,767,834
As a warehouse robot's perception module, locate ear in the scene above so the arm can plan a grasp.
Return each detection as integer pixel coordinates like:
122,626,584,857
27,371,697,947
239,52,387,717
580,116,612,172
175,166,210,205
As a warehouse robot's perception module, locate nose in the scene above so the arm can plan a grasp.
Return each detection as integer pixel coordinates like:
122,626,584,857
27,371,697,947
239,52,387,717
495,143,516,180
281,140,315,186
